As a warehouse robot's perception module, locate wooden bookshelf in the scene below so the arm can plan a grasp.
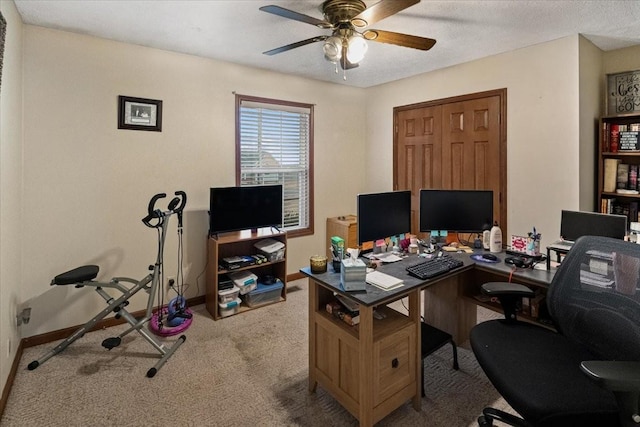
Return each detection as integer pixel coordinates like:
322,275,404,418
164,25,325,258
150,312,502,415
205,228,287,320
598,113,640,224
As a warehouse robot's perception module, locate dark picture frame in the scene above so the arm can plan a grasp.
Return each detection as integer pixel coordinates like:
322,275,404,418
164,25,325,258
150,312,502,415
118,96,162,131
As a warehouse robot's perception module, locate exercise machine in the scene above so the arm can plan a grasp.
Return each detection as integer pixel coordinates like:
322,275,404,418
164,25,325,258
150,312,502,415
28,191,188,378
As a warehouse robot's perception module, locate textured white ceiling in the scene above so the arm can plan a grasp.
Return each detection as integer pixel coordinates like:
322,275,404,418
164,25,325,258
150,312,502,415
13,0,640,88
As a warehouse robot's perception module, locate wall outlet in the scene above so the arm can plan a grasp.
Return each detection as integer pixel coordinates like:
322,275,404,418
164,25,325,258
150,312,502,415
166,276,175,289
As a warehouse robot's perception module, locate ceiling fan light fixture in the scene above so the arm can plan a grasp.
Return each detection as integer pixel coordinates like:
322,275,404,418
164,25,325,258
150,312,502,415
346,32,367,64
323,35,343,62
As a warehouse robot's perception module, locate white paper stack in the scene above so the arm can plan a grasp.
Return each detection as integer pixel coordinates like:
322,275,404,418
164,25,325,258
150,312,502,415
365,271,404,291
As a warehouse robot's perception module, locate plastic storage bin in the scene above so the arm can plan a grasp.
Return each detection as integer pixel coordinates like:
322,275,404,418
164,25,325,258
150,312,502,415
219,298,242,318
227,270,258,295
254,239,285,262
244,280,284,308
218,285,240,304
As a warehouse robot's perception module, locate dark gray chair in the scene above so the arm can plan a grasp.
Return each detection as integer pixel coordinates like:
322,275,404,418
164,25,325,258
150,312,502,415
470,235,640,427
421,321,459,397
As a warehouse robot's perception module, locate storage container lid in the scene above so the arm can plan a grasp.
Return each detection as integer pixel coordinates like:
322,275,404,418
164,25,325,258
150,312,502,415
254,238,285,252
218,285,240,296
248,280,284,295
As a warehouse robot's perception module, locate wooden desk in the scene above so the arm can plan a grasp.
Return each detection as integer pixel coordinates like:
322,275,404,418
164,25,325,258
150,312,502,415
301,253,555,427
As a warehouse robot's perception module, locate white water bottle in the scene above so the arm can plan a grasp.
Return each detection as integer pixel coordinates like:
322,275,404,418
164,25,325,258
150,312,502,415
490,222,502,253
482,230,491,250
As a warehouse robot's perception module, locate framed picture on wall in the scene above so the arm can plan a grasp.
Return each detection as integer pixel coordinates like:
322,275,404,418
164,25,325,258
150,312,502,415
118,96,162,131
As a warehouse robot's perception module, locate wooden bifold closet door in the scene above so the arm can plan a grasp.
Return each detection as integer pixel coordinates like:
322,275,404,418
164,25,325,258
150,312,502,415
393,89,507,239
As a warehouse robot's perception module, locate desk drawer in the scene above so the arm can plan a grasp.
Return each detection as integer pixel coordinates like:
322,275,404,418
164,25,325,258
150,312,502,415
374,324,416,406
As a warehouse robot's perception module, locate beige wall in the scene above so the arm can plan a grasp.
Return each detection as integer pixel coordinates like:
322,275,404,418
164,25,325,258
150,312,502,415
0,0,23,397
19,26,366,337
578,37,605,212
366,36,583,246
604,45,640,76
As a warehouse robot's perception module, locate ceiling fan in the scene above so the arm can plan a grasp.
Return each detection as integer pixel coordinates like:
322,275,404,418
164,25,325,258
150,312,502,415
260,0,436,74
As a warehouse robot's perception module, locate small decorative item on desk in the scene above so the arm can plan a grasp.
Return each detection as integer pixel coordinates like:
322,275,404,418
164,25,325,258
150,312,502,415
330,236,345,272
310,255,328,274
526,227,541,256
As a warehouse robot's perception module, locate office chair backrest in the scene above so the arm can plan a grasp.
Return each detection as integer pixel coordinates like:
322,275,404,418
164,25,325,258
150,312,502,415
547,236,640,361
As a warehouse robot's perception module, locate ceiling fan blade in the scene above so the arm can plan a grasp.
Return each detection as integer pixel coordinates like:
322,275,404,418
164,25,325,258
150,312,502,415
351,0,420,28
363,29,436,50
263,36,328,56
259,5,333,29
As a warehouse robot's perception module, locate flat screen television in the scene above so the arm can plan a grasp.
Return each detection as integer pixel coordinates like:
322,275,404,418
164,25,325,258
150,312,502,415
419,189,493,233
209,185,283,234
357,190,412,245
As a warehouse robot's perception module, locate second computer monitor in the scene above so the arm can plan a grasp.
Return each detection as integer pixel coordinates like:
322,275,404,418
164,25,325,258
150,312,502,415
560,210,627,241
420,189,493,233
357,190,412,245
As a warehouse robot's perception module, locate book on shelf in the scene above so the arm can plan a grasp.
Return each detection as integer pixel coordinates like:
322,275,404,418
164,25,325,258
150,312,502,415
326,300,360,326
602,122,610,152
630,201,639,223
630,164,639,190
610,123,620,153
616,163,629,190
604,199,638,223
603,158,620,192
619,131,640,151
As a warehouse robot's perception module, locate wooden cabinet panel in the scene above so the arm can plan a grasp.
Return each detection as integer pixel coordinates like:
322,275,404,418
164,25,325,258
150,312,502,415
374,325,415,406
326,215,362,258
338,339,360,402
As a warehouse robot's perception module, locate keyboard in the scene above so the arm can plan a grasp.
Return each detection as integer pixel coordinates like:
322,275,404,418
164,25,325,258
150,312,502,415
406,256,464,280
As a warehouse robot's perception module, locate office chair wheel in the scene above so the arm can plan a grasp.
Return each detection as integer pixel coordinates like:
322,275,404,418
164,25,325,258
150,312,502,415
477,415,493,426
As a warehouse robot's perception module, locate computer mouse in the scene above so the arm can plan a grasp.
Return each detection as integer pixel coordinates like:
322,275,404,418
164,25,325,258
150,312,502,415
482,253,498,261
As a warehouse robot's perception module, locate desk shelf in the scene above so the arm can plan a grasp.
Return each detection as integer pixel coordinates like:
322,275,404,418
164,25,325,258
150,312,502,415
464,296,555,330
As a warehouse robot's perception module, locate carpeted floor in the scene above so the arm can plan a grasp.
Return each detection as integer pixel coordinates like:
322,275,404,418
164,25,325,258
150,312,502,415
1,280,513,426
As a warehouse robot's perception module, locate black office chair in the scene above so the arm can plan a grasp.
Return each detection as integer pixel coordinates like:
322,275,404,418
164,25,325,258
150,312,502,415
470,235,640,427
421,321,459,397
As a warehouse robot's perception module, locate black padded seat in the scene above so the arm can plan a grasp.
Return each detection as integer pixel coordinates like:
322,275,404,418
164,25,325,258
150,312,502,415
421,322,459,396
470,320,618,427
52,265,99,285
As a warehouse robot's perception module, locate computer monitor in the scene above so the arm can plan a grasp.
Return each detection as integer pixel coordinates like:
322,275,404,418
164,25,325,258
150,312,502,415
560,210,627,241
357,190,411,245
419,189,493,233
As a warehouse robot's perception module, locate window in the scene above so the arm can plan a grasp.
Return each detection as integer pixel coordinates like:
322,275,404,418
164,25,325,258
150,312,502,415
236,94,314,238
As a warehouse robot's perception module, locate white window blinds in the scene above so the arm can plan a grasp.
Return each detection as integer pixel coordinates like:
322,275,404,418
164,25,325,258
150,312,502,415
237,97,313,233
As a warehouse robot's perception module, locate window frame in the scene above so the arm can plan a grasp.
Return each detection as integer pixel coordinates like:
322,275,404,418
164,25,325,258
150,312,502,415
235,94,314,238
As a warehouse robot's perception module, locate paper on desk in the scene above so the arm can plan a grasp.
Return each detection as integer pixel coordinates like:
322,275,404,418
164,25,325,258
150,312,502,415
379,254,403,263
